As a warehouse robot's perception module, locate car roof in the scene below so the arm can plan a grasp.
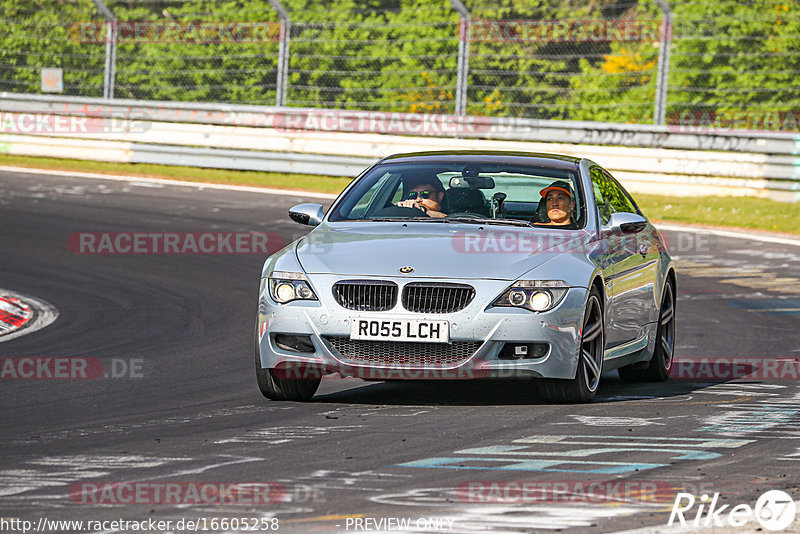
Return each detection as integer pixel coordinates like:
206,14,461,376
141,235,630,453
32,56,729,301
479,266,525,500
378,150,582,170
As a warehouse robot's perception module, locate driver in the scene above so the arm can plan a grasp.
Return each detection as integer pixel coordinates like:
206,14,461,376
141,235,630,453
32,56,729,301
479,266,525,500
539,180,576,227
397,179,447,218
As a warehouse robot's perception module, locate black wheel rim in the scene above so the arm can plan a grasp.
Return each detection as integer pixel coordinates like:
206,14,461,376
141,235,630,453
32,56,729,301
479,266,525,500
659,283,675,371
581,295,603,392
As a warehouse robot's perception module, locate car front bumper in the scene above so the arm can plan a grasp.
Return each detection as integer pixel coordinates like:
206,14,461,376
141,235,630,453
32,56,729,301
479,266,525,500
257,276,587,381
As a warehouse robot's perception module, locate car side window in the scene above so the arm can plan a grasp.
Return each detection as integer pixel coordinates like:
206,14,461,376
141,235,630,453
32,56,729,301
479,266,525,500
348,172,394,219
601,170,638,214
590,167,614,225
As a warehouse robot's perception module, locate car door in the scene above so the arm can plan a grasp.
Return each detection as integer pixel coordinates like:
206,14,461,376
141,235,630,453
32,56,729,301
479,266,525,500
591,167,659,348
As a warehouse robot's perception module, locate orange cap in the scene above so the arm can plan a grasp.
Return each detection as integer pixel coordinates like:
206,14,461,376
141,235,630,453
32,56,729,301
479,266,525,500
540,186,572,198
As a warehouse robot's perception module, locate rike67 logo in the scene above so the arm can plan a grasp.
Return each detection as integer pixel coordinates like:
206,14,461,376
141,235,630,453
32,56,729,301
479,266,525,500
669,490,796,531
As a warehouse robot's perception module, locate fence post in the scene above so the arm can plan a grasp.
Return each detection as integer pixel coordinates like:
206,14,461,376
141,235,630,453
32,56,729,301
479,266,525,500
92,0,116,99
450,0,470,116
652,0,672,125
269,0,290,107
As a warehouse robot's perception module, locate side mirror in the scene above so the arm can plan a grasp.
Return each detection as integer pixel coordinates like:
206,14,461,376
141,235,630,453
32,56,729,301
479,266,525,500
602,212,647,235
288,203,324,227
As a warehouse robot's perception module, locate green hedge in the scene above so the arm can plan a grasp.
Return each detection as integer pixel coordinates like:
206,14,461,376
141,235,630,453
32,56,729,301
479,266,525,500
2,0,798,124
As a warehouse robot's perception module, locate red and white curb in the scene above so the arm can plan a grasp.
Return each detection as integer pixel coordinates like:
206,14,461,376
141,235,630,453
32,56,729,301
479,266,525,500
0,296,32,334
0,289,58,342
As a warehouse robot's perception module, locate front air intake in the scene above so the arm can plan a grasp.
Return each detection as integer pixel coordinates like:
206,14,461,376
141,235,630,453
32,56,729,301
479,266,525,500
332,280,398,311
402,282,475,313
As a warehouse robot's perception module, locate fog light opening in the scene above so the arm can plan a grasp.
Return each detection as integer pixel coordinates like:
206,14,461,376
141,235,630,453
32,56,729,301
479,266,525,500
499,342,550,360
274,334,315,354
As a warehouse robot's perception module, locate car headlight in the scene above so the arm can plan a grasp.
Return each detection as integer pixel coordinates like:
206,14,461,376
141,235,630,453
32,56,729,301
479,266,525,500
268,271,318,304
493,280,569,312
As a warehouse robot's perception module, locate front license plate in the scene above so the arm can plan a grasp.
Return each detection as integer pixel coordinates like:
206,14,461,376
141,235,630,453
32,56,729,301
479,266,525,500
350,318,449,343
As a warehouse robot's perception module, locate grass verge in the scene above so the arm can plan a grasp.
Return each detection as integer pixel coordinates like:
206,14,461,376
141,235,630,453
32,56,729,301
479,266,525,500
635,193,800,235
1,154,798,235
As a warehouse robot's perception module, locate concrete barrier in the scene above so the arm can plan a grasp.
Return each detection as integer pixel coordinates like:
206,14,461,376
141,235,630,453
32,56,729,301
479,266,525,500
2,93,799,201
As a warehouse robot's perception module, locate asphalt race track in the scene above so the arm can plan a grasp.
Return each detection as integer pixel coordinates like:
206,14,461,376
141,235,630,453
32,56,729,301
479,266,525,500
2,168,800,534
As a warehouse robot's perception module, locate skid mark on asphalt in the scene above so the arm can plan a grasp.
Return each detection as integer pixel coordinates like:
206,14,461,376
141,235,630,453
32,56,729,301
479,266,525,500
729,298,800,315
727,247,800,265
689,383,786,397
9,405,278,445
679,291,797,301
213,425,364,444
288,469,412,493
675,259,800,295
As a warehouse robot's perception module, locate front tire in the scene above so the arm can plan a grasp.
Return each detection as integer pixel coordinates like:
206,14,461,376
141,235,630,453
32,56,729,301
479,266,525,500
255,328,320,401
618,279,675,383
540,287,604,403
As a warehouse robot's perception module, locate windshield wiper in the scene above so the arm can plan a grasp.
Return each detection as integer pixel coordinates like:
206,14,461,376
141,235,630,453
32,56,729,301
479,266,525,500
445,217,534,227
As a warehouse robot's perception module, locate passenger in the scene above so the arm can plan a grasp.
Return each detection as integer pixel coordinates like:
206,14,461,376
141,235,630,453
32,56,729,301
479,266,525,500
539,180,576,227
397,180,447,218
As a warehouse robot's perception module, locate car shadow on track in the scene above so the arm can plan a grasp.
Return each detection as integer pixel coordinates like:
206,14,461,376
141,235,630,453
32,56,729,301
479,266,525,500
311,372,740,406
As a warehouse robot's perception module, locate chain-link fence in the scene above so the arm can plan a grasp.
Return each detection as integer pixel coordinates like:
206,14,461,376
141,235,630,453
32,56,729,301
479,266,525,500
2,0,799,127
666,0,800,128
0,0,107,97
465,1,663,122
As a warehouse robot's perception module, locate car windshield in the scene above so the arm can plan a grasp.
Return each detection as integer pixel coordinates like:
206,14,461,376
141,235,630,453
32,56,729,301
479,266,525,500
328,161,585,228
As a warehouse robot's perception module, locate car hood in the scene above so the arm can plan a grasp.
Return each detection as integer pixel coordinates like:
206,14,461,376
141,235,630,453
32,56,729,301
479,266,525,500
296,222,592,280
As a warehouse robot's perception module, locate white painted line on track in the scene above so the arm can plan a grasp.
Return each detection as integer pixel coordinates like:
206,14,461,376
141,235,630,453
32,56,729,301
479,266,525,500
0,289,58,343
657,223,800,248
0,165,338,199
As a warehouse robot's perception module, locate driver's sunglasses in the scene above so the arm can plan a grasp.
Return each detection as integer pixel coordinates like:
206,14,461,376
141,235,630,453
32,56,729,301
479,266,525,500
406,190,432,200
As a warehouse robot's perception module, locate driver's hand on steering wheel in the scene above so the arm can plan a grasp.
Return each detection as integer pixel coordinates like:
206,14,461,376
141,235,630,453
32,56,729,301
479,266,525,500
397,199,427,213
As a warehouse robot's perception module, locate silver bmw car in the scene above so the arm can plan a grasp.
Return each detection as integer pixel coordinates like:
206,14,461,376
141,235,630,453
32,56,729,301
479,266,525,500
256,151,676,403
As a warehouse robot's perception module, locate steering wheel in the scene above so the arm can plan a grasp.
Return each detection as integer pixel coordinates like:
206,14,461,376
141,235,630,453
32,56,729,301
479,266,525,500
371,205,429,218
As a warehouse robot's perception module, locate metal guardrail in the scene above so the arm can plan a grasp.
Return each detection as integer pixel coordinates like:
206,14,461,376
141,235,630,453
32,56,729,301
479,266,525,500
3,93,799,154
1,94,799,201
